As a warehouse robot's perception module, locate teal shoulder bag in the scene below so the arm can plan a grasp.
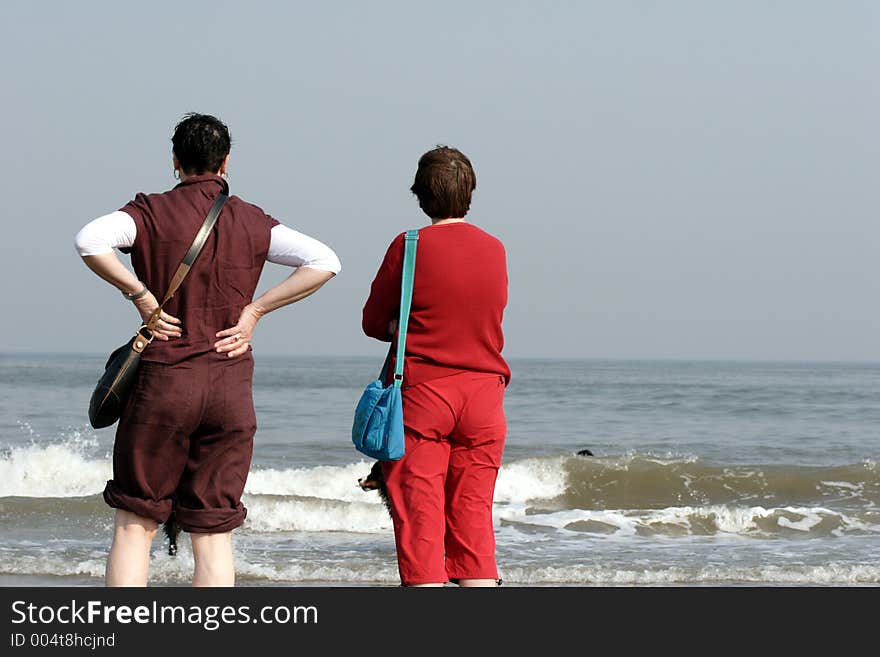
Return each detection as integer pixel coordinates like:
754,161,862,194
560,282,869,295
351,229,419,460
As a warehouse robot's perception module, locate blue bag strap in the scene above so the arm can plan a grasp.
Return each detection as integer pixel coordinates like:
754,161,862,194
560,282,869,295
393,229,419,388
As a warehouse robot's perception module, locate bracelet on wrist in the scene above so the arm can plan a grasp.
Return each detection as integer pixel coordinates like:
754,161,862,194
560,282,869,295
122,283,148,301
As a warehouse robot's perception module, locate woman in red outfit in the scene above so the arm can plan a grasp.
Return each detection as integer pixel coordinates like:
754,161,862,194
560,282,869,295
362,146,510,587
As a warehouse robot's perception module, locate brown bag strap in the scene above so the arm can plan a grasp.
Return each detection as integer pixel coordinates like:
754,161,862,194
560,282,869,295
144,180,229,333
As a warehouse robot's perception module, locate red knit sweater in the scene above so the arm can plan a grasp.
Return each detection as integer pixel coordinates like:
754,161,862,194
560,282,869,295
362,222,510,387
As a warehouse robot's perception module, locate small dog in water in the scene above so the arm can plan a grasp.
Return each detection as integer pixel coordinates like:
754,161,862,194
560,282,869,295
358,460,391,515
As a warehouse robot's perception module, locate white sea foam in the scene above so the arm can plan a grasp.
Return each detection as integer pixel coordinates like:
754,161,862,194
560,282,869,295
0,443,563,538
244,461,380,502
243,495,392,533
0,443,568,516
0,550,399,585
3,550,878,586
499,563,880,586
615,450,699,466
0,440,110,498
241,456,568,533
820,480,861,490
232,560,398,585
498,504,880,537
3,446,874,542
0,554,105,579
493,457,567,504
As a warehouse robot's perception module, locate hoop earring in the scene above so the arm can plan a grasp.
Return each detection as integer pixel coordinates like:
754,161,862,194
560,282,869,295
173,169,180,181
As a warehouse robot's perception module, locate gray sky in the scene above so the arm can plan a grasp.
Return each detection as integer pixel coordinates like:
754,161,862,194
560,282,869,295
2,1,877,361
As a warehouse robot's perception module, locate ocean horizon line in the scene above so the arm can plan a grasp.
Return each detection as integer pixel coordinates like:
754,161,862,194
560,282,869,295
2,351,879,367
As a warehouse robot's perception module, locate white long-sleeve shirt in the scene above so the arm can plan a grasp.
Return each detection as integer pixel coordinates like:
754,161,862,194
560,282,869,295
75,211,341,273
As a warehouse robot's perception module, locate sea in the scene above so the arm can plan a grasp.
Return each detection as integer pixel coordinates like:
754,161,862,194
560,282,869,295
0,353,877,587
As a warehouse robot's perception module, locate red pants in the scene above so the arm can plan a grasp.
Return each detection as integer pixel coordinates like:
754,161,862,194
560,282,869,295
382,371,507,585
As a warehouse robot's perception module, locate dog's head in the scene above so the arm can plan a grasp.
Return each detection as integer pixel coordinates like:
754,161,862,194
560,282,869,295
358,460,385,491
358,461,391,515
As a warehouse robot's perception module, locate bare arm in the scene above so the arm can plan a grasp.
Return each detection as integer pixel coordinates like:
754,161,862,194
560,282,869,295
213,266,336,358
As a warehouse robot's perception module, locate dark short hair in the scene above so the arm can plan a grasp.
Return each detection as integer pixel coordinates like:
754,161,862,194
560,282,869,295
171,113,231,175
410,146,476,219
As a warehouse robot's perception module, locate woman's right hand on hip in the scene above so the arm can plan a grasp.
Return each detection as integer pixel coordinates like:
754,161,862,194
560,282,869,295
133,292,182,341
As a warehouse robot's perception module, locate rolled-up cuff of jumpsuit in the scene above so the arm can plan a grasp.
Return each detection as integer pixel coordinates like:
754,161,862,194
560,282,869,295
103,479,172,524
173,503,248,534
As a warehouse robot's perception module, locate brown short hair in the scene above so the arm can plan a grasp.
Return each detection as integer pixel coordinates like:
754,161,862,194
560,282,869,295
410,146,476,219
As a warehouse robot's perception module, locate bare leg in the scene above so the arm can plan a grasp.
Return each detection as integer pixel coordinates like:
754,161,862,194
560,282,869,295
407,583,445,587
191,532,235,587
457,579,498,587
105,510,158,587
